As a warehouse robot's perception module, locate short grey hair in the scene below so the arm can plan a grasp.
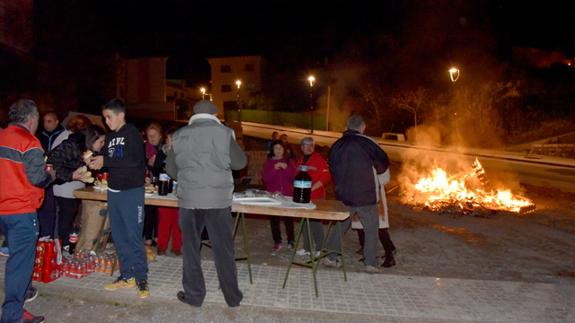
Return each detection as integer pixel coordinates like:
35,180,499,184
9,99,39,124
300,137,314,146
347,115,365,131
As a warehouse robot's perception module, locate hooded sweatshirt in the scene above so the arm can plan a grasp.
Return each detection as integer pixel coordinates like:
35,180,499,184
103,123,146,190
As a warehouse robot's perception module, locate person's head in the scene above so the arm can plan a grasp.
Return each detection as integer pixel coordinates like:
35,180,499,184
271,131,279,140
9,99,40,134
145,122,163,146
42,112,59,132
67,115,92,133
102,98,126,132
268,140,287,159
81,125,106,153
192,100,218,115
300,137,315,156
279,133,288,143
164,126,178,147
347,115,366,134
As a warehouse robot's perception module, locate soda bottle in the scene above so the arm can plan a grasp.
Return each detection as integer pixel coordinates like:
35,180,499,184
158,173,170,196
293,165,312,203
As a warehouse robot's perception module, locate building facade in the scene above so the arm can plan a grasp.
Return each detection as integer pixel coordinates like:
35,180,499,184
208,55,262,120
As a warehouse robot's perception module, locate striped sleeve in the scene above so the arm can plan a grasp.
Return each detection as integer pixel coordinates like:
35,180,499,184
22,147,52,187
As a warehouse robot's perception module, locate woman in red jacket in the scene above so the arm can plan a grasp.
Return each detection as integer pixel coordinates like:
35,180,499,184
294,137,331,257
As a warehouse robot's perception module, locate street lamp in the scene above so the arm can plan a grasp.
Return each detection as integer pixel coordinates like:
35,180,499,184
200,87,206,100
307,75,315,133
235,79,242,122
448,67,460,82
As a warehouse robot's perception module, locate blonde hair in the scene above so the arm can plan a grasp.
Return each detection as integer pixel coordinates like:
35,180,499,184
145,122,163,136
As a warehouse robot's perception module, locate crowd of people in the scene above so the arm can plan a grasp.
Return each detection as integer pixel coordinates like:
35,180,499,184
0,97,396,322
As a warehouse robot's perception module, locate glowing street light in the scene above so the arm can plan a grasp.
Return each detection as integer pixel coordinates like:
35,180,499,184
449,67,460,82
307,75,316,133
235,79,242,122
200,87,206,100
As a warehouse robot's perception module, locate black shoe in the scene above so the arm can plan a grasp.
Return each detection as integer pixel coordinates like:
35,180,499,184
136,279,150,298
177,291,201,307
381,255,396,268
22,309,44,323
25,286,38,303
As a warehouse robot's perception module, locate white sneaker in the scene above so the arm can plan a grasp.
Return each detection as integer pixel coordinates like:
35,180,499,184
296,249,310,256
296,249,321,257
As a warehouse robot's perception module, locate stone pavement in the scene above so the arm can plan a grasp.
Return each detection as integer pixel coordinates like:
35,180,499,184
2,254,574,322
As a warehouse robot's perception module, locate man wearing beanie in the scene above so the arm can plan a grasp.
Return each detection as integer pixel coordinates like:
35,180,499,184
166,100,247,307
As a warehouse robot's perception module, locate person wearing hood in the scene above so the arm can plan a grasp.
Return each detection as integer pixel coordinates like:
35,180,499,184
166,100,247,308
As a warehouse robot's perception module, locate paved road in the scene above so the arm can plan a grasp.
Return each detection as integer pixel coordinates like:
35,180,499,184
241,122,575,192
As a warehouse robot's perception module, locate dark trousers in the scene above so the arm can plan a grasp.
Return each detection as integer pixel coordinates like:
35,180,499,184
143,205,158,242
38,186,56,238
108,187,148,281
179,207,243,307
269,217,294,244
325,204,379,266
0,213,38,323
357,228,396,255
55,197,79,246
302,220,324,252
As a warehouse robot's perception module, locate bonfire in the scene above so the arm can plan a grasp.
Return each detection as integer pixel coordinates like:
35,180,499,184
402,158,536,215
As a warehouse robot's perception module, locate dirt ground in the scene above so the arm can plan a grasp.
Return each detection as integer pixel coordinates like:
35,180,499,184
239,137,575,284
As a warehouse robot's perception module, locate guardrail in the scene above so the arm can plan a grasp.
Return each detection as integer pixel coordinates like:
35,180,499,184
240,121,575,192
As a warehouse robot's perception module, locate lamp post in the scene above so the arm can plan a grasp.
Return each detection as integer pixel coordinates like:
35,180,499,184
307,75,315,133
235,79,242,122
200,87,206,100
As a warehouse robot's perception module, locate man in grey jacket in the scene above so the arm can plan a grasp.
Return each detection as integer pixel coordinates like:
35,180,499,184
166,100,247,307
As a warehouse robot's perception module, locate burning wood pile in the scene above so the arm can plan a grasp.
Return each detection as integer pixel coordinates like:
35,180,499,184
401,158,536,215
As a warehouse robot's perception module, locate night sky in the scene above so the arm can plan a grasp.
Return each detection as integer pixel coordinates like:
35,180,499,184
33,0,575,84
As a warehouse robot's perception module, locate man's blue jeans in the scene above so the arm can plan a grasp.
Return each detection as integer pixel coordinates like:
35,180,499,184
0,213,38,323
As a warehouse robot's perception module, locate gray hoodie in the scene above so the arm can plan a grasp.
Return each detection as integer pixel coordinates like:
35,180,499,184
166,114,247,209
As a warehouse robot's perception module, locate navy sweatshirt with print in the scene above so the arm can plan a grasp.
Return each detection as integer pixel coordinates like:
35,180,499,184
103,123,146,190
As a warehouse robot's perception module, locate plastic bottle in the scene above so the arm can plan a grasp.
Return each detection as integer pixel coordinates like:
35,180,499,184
293,165,312,203
158,173,170,196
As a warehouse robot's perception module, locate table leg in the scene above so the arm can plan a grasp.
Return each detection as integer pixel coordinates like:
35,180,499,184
282,217,305,289
240,212,253,284
232,212,252,284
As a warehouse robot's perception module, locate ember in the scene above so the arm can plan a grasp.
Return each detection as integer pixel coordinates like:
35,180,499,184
402,158,535,214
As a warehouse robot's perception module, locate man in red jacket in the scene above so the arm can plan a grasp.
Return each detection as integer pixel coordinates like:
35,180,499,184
0,99,54,323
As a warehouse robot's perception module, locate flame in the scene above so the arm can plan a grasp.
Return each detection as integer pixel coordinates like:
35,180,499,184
403,158,534,214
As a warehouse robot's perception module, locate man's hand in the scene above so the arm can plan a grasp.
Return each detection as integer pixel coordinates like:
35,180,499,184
88,156,104,170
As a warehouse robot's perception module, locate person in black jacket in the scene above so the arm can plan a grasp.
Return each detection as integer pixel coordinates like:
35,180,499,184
326,115,390,273
88,98,149,298
47,125,106,253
